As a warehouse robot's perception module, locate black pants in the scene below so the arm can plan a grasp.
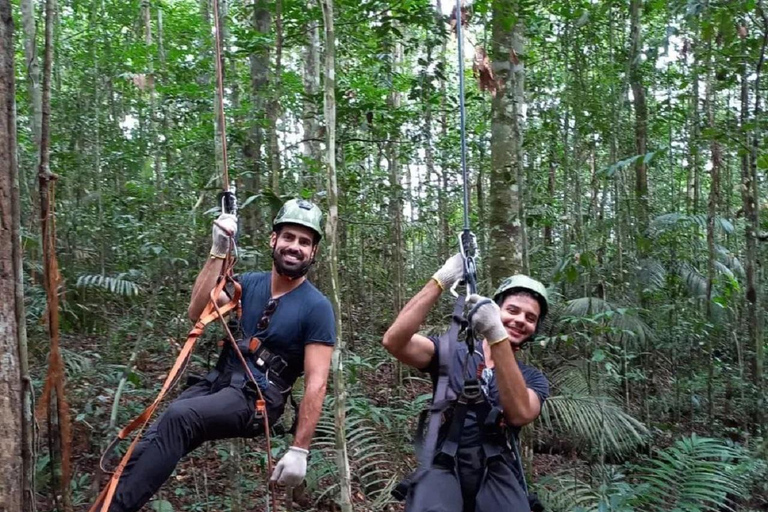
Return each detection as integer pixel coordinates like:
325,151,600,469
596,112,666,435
406,450,530,512
108,378,258,512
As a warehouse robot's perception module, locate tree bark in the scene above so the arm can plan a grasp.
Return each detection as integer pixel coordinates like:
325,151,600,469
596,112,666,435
303,0,322,189
320,1,352,509
704,20,720,427
629,0,649,237
490,0,525,282
245,0,270,239
36,0,72,509
749,0,767,429
142,0,163,195
387,31,405,386
267,0,283,199
0,3,32,508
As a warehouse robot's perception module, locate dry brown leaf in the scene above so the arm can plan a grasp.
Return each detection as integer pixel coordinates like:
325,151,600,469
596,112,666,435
448,3,471,34
509,49,520,66
738,25,748,39
473,47,497,96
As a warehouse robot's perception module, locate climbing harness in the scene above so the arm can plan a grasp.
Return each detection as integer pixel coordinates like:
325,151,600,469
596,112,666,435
392,1,540,509
90,0,280,509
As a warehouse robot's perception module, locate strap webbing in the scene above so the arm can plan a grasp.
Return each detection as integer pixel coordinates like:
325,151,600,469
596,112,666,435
90,262,240,512
419,295,465,468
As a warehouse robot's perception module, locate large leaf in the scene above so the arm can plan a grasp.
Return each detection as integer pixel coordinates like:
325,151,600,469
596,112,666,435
561,297,653,346
632,435,749,511
539,395,649,457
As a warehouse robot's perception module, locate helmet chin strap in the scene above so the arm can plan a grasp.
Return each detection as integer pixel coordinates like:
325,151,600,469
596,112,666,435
271,246,315,280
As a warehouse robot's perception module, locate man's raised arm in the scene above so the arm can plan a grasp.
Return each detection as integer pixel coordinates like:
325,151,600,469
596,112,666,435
188,213,238,321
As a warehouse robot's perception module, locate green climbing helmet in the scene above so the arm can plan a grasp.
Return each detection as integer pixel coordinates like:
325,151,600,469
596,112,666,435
273,198,324,240
493,274,549,321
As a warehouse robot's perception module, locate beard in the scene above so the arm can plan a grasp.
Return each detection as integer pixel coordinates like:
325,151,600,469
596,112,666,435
272,246,314,279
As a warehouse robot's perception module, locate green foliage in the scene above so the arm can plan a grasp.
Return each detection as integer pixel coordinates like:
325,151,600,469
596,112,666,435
632,435,749,511
306,394,400,509
540,436,757,512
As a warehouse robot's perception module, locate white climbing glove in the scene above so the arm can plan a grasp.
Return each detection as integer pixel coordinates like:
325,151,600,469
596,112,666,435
270,446,309,486
210,213,238,259
432,253,465,292
467,294,508,346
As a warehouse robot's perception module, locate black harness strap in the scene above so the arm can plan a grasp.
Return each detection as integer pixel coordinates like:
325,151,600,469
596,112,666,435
419,295,466,468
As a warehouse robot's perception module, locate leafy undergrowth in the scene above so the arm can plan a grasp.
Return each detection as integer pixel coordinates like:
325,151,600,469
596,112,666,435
33,331,768,512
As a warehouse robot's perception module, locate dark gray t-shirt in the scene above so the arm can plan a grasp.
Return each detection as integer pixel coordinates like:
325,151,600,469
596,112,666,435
422,336,550,447
235,272,336,386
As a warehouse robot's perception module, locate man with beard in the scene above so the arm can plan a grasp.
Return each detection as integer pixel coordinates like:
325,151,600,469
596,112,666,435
106,199,336,512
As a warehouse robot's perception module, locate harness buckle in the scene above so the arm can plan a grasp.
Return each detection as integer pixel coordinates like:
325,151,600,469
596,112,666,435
461,378,482,401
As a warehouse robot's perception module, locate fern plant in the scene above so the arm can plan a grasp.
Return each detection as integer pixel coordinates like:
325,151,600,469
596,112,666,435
304,393,400,510
632,435,749,511
538,435,752,512
539,362,649,458
76,272,140,296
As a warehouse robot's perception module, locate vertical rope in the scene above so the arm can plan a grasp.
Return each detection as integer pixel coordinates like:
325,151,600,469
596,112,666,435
212,0,229,190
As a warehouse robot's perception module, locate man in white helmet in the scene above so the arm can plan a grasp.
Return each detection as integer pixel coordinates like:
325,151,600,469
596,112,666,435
107,199,335,512
383,254,549,512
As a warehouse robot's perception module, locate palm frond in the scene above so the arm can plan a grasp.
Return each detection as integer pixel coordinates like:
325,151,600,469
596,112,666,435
637,258,667,292
306,395,399,510
538,465,636,512
716,244,745,278
548,362,622,402
539,395,649,457
561,297,653,346
632,435,749,511
76,273,140,296
650,213,734,236
675,262,707,298
61,347,95,377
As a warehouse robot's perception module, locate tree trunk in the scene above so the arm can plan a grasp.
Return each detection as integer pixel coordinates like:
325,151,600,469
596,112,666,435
245,0,270,240
704,22,720,427
748,0,767,430
320,1,352,509
387,32,405,387
19,0,41,161
489,0,525,282
629,0,648,237
267,0,283,199
303,0,322,189
0,3,32,508
36,0,72,509
142,0,163,195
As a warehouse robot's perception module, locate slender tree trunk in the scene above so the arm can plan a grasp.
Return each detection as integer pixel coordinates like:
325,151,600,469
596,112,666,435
320,2,352,509
245,0,270,239
303,0,322,188
704,22,720,428
36,0,72,509
387,33,405,387
0,3,33,508
629,0,648,237
489,0,525,282
19,0,41,161
142,0,163,195
749,1,767,430
268,0,283,198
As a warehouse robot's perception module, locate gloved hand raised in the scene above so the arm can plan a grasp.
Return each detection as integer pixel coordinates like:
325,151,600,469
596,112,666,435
270,446,309,487
210,213,238,259
467,294,508,346
432,253,465,292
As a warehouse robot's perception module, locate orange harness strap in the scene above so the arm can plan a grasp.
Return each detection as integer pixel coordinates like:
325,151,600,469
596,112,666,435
90,262,240,512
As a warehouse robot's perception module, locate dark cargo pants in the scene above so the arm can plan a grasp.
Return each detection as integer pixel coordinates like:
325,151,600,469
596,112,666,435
406,449,530,512
107,378,258,512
